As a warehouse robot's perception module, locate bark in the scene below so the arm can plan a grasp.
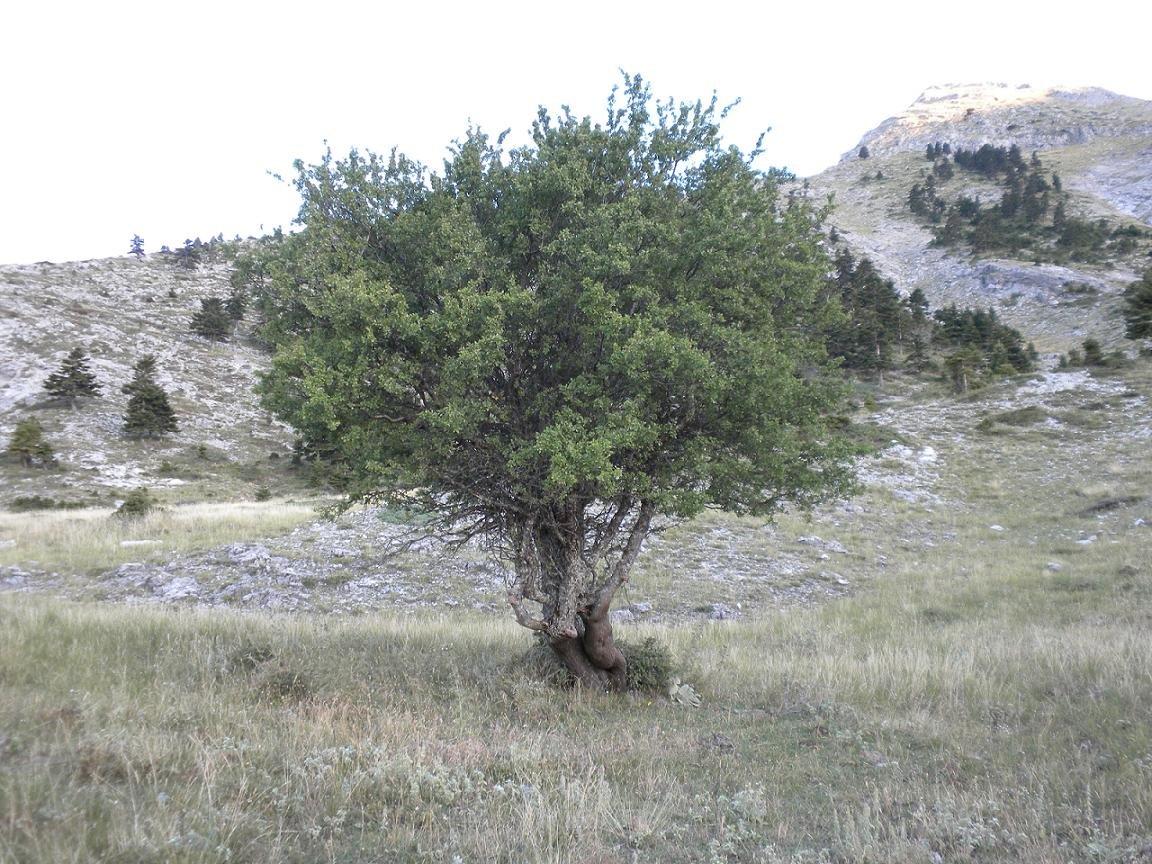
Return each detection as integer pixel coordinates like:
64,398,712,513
509,500,653,692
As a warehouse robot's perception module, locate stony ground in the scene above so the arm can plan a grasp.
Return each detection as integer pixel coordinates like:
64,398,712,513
5,364,1147,631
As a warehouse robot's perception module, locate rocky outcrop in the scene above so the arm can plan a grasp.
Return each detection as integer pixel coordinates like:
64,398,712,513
845,84,1152,160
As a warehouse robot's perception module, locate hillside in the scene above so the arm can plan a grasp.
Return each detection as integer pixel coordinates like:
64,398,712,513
2,86,1152,864
810,83,1152,352
0,254,298,504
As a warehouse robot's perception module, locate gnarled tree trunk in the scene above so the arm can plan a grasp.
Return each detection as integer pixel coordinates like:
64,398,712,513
507,499,653,692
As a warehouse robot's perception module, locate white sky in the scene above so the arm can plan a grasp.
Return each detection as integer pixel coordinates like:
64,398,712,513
1,0,1148,264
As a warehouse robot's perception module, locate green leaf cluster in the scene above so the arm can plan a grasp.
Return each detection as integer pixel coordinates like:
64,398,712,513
251,75,855,528
6,418,55,468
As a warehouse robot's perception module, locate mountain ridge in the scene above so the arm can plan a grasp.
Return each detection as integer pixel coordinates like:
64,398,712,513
842,82,1152,161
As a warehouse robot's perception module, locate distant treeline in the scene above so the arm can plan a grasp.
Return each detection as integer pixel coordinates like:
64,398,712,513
906,143,1150,264
827,249,1035,390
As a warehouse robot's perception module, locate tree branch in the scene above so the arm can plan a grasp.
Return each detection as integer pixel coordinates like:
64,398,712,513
590,499,653,620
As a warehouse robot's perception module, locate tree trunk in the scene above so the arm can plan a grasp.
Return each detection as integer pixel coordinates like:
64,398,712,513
550,607,628,692
508,500,652,692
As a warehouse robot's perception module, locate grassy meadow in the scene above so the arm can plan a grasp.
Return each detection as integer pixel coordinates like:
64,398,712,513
0,500,319,575
1,364,1151,862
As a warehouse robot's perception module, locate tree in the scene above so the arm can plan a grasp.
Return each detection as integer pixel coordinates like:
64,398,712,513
190,297,232,340
1123,269,1152,341
945,347,982,393
6,418,55,467
250,76,856,690
174,238,202,270
122,355,178,438
1081,338,1104,366
129,235,145,258
225,285,247,321
44,347,101,407
858,145,870,159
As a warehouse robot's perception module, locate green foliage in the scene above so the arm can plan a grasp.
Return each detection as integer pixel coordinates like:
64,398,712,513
619,636,674,692
932,305,1034,382
6,418,56,468
173,238,203,270
254,76,853,516
190,297,233,341
43,347,101,406
858,145,870,159
128,235,144,258
225,286,247,320
114,488,156,520
916,144,1147,264
7,495,91,512
122,355,178,438
247,75,856,648
826,252,917,372
1123,269,1152,340
1081,338,1104,366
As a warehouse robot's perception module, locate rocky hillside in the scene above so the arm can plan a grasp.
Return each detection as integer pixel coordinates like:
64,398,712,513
0,255,296,504
810,83,1152,352
3,84,1149,506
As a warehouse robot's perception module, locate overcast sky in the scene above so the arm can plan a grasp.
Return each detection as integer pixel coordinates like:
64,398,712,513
1,0,1148,264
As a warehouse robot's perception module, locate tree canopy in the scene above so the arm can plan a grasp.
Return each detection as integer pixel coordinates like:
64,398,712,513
246,75,855,689
1124,268,1152,341
44,347,101,407
122,355,178,439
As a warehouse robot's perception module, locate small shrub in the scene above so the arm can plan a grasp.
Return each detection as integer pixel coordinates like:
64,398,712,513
254,486,272,502
114,488,155,520
620,636,675,693
9,495,89,512
254,665,315,703
992,405,1047,426
223,642,275,675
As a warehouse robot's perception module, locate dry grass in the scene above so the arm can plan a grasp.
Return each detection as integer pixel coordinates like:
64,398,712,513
2,363,1150,862
0,500,316,573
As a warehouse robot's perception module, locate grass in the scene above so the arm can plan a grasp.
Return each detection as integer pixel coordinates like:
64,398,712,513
2,362,1150,862
0,500,317,574
1,531,1149,863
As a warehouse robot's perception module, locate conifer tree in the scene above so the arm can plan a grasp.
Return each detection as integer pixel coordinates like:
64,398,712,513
122,355,178,438
1123,269,1152,341
6,418,55,467
1081,338,1104,366
225,286,246,321
44,348,101,407
129,235,145,258
905,336,931,372
190,297,232,341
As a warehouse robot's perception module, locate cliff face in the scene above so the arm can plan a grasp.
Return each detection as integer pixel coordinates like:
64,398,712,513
813,83,1152,352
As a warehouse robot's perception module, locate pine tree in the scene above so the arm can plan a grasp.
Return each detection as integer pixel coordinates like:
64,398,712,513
1123,269,1152,341
44,348,101,407
225,286,246,321
190,297,232,341
122,355,178,438
129,235,145,258
1081,338,1104,366
905,336,931,372
858,145,870,159
174,238,202,270
6,418,56,467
